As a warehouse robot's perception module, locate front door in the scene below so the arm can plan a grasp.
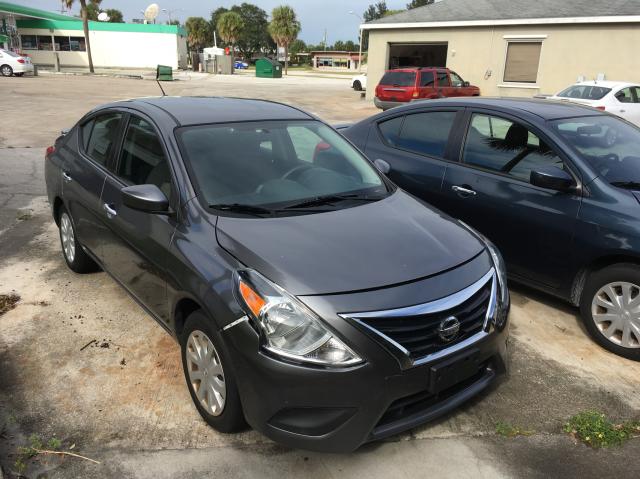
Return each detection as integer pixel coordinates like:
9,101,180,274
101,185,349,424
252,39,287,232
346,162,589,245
99,114,178,322
441,111,583,289
62,111,123,257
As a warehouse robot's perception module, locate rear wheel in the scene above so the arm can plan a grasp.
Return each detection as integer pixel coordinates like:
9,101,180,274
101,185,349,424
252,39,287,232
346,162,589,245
0,65,13,77
353,80,362,91
180,310,246,432
58,207,99,273
580,264,640,361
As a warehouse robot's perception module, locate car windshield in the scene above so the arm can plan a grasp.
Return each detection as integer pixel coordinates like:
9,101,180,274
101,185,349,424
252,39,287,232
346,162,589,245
556,85,611,100
176,120,389,212
380,71,416,87
551,116,640,185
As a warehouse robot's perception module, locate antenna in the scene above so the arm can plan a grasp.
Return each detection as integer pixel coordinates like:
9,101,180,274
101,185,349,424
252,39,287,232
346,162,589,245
144,4,160,24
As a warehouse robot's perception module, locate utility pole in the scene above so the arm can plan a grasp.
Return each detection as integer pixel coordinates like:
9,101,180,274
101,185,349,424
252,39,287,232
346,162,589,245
349,11,364,72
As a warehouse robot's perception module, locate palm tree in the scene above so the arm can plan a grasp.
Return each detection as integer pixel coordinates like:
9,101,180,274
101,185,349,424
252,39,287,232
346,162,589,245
185,17,213,52
216,11,245,61
65,0,101,73
268,6,301,75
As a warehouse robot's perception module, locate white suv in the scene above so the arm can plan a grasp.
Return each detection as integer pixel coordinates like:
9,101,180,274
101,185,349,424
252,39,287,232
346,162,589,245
0,49,34,77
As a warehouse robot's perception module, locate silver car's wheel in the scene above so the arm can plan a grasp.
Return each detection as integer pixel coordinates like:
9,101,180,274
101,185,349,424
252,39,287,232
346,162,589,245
60,212,76,263
186,330,226,416
591,282,640,349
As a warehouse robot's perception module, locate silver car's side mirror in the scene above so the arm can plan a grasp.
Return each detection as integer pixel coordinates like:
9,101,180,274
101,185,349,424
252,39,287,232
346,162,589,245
374,159,391,175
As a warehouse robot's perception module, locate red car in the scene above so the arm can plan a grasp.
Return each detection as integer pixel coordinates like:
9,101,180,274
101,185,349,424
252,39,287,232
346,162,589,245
374,67,480,110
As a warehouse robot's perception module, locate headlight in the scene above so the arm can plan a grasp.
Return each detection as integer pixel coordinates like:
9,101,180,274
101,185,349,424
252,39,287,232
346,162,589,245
458,222,510,330
235,269,363,367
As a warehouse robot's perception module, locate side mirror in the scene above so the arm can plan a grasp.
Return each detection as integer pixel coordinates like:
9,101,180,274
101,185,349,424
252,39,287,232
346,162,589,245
121,184,170,213
374,159,391,175
463,81,470,87
530,166,574,192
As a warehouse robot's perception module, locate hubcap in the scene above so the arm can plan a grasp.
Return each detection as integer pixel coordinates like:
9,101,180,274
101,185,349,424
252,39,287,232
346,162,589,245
60,213,76,263
591,282,640,349
1,66,10,76
186,330,226,416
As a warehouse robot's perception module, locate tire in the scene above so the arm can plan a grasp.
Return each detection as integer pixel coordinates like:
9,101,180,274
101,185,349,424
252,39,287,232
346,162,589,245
0,65,13,77
580,263,640,361
180,310,246,432
353,80,362,92
58,207,99,274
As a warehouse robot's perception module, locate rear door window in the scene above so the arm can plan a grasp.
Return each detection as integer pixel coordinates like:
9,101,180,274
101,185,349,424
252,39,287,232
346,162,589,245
391,111,457,158
420,70,435,87
84,112,123,167
380,71,416,87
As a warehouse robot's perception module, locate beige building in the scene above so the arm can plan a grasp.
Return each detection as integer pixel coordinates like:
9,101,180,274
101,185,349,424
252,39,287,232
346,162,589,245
310,51,364,70
362,0,640,99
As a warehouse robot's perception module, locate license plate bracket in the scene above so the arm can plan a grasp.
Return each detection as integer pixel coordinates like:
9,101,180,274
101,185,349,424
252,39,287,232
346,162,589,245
428,350,480,394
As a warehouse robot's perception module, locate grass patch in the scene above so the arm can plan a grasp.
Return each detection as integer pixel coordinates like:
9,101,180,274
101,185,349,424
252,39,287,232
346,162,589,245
564,411,640,448
0,293,20,315
14,434,60,474
495,421,534,438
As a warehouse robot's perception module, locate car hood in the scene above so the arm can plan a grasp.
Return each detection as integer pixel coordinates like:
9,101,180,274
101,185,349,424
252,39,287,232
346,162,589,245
216,190,485,296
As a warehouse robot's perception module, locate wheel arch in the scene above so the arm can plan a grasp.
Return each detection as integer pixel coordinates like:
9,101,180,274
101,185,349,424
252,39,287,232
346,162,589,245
173,296,204,339
571,254,640,306
53,196,64,226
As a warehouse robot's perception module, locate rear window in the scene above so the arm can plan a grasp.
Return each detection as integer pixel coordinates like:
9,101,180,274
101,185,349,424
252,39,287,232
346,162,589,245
2,50,21,58
557,85,611,100
380,71,416,87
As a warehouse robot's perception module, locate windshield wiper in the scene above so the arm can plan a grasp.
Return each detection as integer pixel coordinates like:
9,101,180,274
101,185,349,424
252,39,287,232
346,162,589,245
283,193,384,210
209,203,274,216
610,181,640,190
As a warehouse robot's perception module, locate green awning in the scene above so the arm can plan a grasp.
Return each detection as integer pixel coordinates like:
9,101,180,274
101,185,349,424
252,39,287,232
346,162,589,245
0,34,8,43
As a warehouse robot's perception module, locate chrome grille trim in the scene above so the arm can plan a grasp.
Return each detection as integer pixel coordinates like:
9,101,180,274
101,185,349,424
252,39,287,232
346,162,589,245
340,269,497,367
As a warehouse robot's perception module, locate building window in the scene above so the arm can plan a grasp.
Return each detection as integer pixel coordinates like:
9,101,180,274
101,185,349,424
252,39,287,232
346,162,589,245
69,36,86,51
54,36,70,51
503,42,542,84
20,35,37,50
37,35,53,51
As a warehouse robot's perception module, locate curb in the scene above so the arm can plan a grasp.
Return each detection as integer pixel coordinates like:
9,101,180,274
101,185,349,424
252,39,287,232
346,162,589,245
37,71,144,80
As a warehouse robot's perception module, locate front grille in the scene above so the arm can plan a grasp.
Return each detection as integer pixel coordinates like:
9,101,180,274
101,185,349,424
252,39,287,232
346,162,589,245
342,270,495,364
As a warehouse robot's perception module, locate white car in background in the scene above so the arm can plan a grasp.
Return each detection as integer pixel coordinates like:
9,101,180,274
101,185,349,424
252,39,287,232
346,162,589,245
0,49,34,77
549,81,640,126
351,73,367,92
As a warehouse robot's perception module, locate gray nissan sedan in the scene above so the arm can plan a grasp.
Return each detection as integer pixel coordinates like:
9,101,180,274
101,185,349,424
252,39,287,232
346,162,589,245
44,97,509,452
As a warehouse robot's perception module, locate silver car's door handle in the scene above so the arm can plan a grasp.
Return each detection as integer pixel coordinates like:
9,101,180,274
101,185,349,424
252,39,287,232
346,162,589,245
62,171,72,182
452,185,477,196
103,203,117,218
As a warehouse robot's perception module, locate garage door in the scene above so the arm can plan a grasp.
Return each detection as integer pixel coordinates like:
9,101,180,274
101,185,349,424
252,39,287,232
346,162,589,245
388,43,448,69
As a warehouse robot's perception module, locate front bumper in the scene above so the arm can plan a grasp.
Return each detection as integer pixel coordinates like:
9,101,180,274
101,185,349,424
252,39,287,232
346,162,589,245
224,320,507,452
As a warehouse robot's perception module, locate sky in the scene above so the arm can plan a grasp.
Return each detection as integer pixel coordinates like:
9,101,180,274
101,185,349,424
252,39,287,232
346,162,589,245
12,0,410,43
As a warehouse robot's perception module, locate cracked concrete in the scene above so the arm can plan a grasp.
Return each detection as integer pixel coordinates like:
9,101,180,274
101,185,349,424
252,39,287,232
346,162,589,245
0,75,639,479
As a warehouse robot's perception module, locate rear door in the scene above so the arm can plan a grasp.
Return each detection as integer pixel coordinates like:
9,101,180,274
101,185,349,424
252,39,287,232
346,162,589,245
363,108,463,206
436,70,454,98
416,70,437,99
620,87,640,126
99,112,179,321
440,109,582,288
62,111,124,258
376,70,417,102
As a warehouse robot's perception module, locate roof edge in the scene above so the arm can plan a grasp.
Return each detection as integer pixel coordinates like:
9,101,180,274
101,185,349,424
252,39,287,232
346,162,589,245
362,15,640,30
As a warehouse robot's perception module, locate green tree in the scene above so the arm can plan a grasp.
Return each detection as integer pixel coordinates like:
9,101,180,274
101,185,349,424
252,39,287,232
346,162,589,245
217,11,245,60
210,6,228,42
185,16,213,52
104,8,123,23
289,39,306,55
332,40,346,51
232,3,271,60
344,40,357,51
65,0,101,73
407,0,434,9
268,5,301,75
363,1,388,22
85,2,99,20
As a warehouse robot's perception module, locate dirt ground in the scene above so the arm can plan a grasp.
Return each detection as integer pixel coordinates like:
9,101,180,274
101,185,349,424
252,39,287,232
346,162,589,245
0,72,639,479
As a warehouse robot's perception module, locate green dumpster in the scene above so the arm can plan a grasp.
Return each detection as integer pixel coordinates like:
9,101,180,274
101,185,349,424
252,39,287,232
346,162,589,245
255,58,282,78
156,64,173,81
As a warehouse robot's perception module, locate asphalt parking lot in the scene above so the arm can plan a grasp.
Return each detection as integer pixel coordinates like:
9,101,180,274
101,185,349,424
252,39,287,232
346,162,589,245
1,73,639,479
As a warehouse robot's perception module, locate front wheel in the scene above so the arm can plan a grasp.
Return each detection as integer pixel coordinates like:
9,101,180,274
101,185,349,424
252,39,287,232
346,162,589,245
580,264,640,361
0,65,13,77
180,310,246,432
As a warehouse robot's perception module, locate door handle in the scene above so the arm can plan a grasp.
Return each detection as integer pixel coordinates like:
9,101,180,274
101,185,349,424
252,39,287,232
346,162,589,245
620,109,626,113
62,171,72,182
103,203,117,218
452,185,477,197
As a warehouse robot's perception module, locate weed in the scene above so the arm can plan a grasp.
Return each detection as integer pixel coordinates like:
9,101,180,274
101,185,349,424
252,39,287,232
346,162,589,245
0,293,20,315
564,411,640,448
495,421,534,438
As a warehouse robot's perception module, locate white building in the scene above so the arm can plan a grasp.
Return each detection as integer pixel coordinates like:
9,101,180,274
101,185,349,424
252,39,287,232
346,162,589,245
0,1,187,69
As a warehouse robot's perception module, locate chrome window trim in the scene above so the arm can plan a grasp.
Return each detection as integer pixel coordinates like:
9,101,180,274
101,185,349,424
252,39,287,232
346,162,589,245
340,269,496,367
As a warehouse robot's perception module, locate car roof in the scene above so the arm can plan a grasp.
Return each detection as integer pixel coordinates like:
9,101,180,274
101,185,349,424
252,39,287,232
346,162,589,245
570,80,637,88
386,97,605,121
107,96,313,126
